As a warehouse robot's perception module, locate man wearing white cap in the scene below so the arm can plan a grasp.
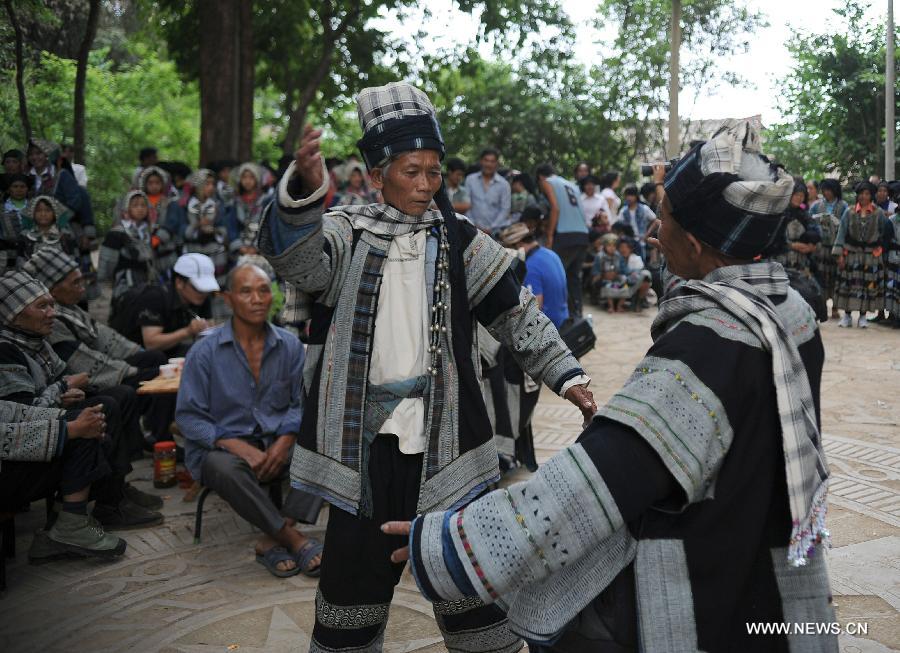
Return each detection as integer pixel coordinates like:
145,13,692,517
259,82,595,652
111,252,219,357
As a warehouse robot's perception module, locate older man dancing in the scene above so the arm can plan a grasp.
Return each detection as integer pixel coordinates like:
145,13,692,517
259,82,595,653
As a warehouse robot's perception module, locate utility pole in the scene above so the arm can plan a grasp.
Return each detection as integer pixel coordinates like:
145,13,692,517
887,0,896,180
668,0,682,159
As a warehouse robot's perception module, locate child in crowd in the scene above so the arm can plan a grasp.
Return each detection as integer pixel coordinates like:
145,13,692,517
591,233,629,312
832,181,890,328
228,162,272,261
98,190,157,306
184,199,229,288
510,173,538,222
618,237,652,311
18,195,77,262
810,179,848,319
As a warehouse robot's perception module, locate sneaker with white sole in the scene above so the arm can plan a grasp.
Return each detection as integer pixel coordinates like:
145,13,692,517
838,314,852,328
857,316,868,328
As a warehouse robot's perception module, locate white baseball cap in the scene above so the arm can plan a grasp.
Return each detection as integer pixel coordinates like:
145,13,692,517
173,253,220,293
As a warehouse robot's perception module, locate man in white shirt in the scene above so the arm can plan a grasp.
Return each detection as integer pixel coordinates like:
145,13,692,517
61,144,88,188
578,174,607,228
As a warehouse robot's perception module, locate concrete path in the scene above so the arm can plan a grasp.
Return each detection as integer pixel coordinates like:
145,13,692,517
1,306,897,652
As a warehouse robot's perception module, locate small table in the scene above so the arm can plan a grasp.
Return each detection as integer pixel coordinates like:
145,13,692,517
137,373,181,395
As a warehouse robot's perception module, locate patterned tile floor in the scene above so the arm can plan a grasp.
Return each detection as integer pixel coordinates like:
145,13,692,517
1,305,898,652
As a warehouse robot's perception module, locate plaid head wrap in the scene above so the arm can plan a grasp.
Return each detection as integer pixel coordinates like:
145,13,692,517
138,165,171,193
186,168,214,191
23,195,68,223
28,138,60,161
355,82,446,170
664,120,794,259
0,271,49,325
22,247,79,290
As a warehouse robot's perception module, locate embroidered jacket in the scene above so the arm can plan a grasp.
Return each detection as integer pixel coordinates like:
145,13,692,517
260,165,585,515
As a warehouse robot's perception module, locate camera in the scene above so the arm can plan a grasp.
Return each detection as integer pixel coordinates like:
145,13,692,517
640,159,678,177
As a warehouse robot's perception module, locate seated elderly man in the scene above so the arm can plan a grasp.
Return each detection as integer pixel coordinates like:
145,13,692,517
23,247,172,459
1,400,126,559
176,263,324,578
0,270,163,530
110,253,217,357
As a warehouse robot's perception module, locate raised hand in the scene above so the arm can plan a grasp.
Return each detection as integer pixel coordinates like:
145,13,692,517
293,124,325,195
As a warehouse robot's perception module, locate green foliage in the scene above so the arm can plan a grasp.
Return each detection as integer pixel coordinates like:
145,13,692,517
764,1,899,182
0,45,200,232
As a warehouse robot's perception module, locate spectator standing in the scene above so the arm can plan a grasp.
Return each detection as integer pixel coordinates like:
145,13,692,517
599,171,622,222
537,163,589,318
810,179,847,318
60,144,88,188
98,190,157,304
443,157,471,214
579,175,606,229
573,162,591,182
876,181,898,216
465,148,511,234
616,185,657,257
509,173,538,222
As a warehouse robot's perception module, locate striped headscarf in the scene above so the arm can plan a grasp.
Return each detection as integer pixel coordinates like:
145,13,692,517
0,271,49,326
22,247,79,290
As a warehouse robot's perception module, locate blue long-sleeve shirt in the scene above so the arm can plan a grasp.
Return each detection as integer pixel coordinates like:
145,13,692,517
465,172,512,233
175,319,305,480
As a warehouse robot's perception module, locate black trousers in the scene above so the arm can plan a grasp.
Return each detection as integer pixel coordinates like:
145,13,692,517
553,235,589,318
0,437,109,512
312,437,520,653
70,392,131,506
123,350,175,442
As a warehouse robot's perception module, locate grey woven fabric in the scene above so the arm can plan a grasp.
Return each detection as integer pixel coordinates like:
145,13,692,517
356,82,437,134
0,271,48,325
22,247,79,290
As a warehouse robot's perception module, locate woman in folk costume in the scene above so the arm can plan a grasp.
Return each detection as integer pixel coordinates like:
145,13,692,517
259,82,594,653
227,162,272,261
809,178,847,318
832,180,891,328
137,166,181,274
770,180,821,277
98,190,157,306
184,198,229,288
329,160,378,208
388,121,837,653
885,208,900,327
18,195,77,263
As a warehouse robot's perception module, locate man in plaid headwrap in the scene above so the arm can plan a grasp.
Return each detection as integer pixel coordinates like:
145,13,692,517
388,121,837,652
259,81,594,652
0,270,165,532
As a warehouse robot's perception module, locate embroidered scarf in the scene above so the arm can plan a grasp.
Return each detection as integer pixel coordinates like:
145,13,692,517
653,262,830,566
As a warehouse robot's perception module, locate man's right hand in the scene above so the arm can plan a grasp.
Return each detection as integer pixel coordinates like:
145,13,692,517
293,124,325,195
67,404,106,439
61,388,86,407
188,317,211,336
218,438,267,478
65,372,90,390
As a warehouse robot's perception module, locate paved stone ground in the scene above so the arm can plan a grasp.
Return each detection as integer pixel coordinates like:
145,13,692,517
1,303,898,652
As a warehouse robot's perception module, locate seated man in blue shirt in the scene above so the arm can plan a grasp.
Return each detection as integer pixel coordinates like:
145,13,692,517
176,263,324,578
500,221,569,328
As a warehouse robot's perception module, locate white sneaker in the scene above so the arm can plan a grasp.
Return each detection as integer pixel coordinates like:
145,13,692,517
857,316,868,329
838,314,852,328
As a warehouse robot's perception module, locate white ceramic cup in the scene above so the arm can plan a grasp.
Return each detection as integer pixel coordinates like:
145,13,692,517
159,364,179,379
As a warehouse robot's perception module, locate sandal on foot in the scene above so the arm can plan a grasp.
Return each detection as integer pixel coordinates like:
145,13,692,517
256,545,301,578
296,538,324,577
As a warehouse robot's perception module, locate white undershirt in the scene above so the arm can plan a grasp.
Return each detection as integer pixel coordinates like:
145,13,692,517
368,230,429,454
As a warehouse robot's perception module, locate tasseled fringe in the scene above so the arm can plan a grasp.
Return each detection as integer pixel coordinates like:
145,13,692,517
787,482,831,567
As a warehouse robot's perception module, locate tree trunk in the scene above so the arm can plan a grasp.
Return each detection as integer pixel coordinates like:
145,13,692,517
237,0,254,161
4,0,31,140
198,0,254,165
73,0,101,163
886,0,896,180
667,0,682,159
281,40,337,155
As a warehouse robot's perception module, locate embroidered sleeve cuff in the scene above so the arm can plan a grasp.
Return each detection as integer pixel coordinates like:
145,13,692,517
277,160,329,217
559,374,591,398
410,512,473,603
